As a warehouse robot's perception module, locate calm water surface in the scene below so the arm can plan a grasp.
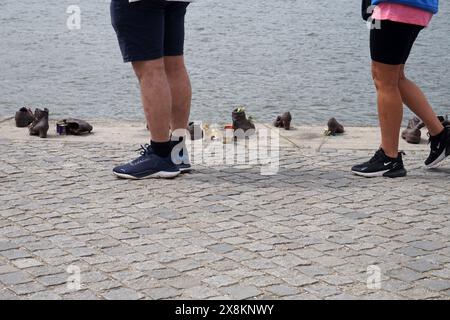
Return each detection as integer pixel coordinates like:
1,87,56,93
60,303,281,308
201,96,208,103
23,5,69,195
1,0,449,125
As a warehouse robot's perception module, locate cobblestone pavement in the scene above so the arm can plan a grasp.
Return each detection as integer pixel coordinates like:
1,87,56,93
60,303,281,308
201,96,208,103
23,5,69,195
1,136,450,300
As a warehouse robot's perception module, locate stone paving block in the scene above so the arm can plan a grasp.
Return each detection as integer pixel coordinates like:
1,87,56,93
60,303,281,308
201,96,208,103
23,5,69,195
63,290,100,300
167,259,203,272
304,284,342,298
0,242,20,252
0,264,18,275
222,285,261,300
28,292,63,300
318,275,355,286
85,279,122,292
282,274,319,287
147,268,180,281
265,284,299,296
12,258,43,269
144,287,180,300
410,240,446,252
271,255,310,268
10,282,46,295
0,271,33,285
164,276,202,290
203,275,238,288
297,265,333,278
405,260,442,273
1,249,32,260
208,243,235,254
37,273,70,287
418,279,450,292
0,288,17,300
400,287,441,300
102,287,143,300
389,268,427,282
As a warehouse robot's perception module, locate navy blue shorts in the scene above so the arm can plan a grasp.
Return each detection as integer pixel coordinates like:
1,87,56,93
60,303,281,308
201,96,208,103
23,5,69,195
111,0,189,62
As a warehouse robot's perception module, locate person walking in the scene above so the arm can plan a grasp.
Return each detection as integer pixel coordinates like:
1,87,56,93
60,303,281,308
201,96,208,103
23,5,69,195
353,0,449,178
110,0,194,179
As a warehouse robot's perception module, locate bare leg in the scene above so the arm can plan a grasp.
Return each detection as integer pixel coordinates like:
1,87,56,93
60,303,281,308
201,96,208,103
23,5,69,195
132,59,172,142
399,65,444,136
164,55,192,132
372,61,403,158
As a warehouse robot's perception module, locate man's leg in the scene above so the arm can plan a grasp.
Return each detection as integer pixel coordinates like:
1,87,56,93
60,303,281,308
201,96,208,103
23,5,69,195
132,59,172,143
165,56,192,132
163,2,193,172
110,0,180,179
163,2,191,132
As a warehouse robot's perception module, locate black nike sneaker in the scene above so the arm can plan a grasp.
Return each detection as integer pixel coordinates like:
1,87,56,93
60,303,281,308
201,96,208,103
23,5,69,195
425,126,450,169
351,149,407,178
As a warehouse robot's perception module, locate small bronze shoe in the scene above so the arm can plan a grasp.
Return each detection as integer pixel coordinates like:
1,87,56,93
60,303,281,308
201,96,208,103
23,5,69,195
402,117,424,144
15,107,35,128
232,108,255,133
327,117,345,136
29,108,49,138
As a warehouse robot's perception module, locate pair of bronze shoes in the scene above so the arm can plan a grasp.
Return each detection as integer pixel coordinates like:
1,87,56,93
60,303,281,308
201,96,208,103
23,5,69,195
274,112,292,130
15,107,49,138
402,115,450,144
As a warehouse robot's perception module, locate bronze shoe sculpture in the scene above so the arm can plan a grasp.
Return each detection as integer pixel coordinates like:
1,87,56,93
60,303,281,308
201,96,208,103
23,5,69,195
57,118,93,135
274,112,292,130
327,117,345,136
232,107,255,133
29,108,49,138
15,107,35,128
187,122,203,140
401,117,424,144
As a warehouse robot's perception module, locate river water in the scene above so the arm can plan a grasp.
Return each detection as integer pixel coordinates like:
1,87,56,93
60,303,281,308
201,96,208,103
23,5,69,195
1,0,449,125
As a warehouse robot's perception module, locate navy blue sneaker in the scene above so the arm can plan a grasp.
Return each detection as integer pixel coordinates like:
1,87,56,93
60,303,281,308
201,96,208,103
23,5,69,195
177,155,192,173
113,144,180,179
171,140,192,173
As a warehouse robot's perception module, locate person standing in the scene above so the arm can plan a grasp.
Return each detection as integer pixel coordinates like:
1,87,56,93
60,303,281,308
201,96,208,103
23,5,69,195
111,0,194,179
352,0,449,178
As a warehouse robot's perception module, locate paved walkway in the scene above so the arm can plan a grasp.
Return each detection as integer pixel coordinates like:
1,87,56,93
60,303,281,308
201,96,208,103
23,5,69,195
1,119,450,300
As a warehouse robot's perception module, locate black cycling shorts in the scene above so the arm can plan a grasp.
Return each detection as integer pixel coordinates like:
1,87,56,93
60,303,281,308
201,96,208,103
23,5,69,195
111,0,189,62
370,19,424,65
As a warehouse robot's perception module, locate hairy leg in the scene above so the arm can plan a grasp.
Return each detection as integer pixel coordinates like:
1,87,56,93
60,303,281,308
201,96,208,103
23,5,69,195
164,55,192,132
399,65,444,136
132,59,172,142
372,61,403,158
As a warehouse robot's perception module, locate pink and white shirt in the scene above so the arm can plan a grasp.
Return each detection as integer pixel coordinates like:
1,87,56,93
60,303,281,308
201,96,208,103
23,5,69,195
372,3,433,27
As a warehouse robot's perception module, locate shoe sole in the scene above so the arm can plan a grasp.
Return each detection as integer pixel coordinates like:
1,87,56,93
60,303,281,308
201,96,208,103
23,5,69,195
352,168,407,178
180,167,193,174
425,147,450,169
113,170,180,180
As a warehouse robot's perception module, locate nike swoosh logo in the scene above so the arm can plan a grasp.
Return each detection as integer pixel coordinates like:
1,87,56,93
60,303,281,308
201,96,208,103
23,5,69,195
384,162,392,166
